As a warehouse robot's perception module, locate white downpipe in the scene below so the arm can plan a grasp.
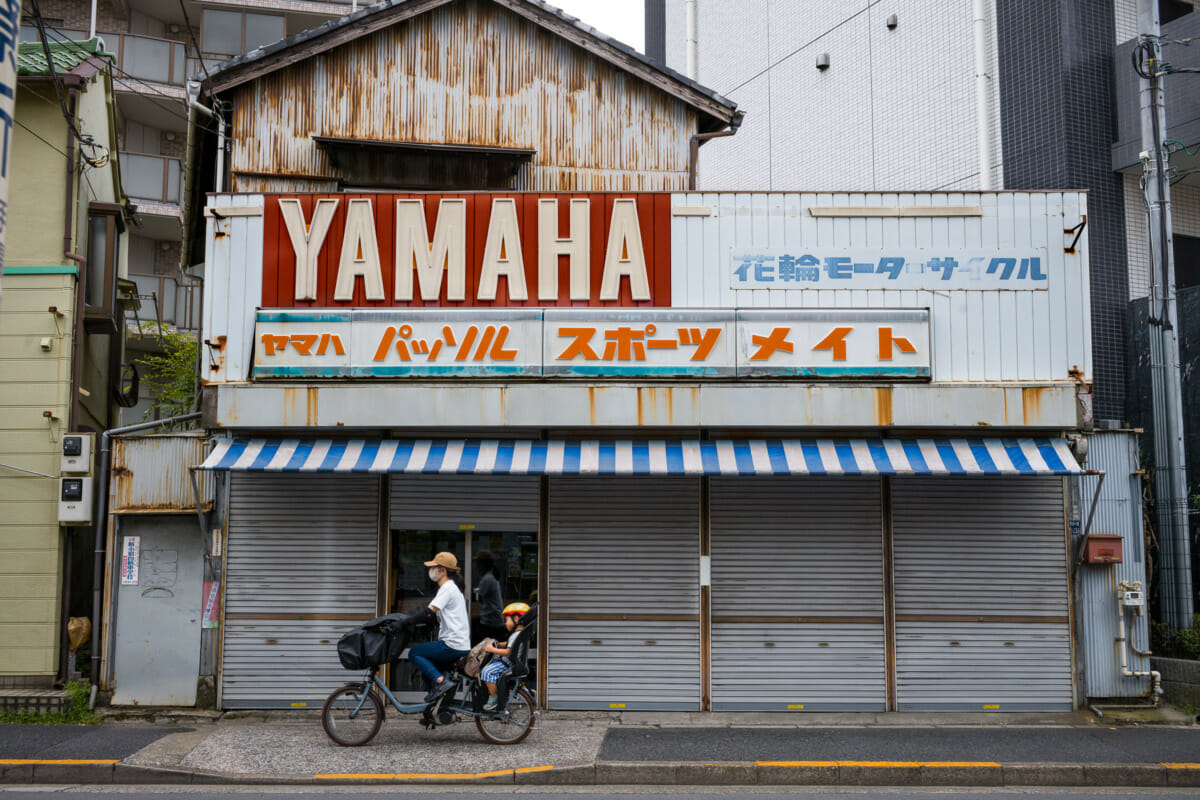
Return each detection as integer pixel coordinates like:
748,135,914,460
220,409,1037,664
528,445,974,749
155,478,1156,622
1115,581,1162,701
686,0,698,80
88,0,97,39
972,0,994,191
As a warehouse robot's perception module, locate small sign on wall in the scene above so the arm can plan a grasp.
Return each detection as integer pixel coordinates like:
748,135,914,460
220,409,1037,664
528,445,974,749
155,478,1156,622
120,536,140,585
202,581,221,629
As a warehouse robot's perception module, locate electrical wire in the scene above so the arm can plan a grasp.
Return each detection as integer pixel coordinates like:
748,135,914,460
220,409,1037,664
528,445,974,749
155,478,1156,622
39,24,225,137
178,0,212,86
1165,139,1200,157
14,117,70,158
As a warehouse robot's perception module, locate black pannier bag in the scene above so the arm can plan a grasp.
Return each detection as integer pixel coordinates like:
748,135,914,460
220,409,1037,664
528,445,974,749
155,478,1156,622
337,612,414,670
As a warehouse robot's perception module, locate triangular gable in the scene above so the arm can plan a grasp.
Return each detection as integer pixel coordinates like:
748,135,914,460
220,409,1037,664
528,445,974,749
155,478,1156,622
201,0,738,130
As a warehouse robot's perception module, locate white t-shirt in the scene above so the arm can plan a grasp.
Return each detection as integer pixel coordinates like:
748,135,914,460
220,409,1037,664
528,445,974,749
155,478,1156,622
431,580,471,651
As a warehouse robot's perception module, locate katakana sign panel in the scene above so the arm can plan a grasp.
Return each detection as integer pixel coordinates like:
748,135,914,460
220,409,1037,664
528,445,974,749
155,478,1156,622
730,250,1049,290
253,309,929,379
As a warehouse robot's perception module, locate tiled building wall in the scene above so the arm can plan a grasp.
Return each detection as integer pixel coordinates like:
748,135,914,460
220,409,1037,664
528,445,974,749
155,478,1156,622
663,0,1002,191
997,0,1127,422
1126,173,1200,299
27,0,128,33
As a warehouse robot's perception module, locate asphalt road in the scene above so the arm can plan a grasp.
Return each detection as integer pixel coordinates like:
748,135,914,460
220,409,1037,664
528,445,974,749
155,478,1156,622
1,788,1199,798
0,725,183,760
599,726,1200,764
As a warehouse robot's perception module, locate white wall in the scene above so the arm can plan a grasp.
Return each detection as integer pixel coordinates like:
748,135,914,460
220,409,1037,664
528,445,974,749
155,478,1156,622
1125,172,1200,299
664,0,1003,192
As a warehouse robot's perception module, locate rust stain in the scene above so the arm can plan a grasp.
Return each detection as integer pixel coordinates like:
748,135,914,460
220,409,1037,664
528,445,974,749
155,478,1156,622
587,386,596,426
665,387,674,425
306,387,319,427
281,387,299,427
1022,387,1046,424
636,387,644,426
873,387,893,427
1002,390,1009,426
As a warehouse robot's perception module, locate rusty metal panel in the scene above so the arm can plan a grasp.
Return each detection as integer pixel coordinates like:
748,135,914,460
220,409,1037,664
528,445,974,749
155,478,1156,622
227,0,694,191
1077,430,1153,699
670,191,1093,385
110,433,212,513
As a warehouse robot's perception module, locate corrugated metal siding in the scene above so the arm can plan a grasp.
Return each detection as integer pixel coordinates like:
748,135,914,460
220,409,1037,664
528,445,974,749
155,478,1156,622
892,477,1074,711
710,477,886,711
228,0,695,193
111,434,211,513
221,474,380,708
389,475,539,530
547,477,700,709
670,191,1092,384
203,194,265,385
1078,430,1152,698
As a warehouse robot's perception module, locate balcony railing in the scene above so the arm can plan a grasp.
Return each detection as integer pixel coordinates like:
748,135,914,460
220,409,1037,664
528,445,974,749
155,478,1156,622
22,28,190,87
119,152,183,206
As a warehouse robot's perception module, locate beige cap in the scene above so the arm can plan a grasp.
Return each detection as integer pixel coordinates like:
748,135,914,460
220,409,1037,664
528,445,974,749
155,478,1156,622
424,552,459,570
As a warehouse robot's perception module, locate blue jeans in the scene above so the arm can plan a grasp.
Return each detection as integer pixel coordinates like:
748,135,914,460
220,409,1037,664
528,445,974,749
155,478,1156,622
408,640,469,687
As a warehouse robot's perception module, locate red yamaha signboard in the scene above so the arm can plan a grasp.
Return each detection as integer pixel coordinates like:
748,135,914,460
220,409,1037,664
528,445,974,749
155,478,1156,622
261,193,672,308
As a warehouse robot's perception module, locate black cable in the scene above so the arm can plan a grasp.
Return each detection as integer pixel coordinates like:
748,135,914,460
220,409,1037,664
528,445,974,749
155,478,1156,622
14,117,70,158
177,0,211,86
40,25,223,137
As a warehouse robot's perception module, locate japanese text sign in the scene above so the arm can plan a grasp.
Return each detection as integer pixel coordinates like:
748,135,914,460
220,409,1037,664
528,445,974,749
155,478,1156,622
730,250,1049,290
253,308,929,379
120,536,140,586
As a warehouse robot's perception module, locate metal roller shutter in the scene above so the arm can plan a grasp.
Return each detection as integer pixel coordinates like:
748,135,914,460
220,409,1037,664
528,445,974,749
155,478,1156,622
389,475,539,530
892,477,1073,711
547,477,700,710
710,477,886,711
222,474,381,708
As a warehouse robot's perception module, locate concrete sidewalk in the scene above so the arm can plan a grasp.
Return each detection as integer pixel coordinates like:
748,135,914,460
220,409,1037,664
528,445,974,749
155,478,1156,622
2,710,1199,787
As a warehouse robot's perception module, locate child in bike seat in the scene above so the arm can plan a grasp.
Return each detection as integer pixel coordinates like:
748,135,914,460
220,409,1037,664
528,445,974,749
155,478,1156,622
479,602,529,711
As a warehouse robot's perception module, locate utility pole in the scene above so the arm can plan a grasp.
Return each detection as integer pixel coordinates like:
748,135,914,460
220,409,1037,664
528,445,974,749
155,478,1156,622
1138,0,1193,629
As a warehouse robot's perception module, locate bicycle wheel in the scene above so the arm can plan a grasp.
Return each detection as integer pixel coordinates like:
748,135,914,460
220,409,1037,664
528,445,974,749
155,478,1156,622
475,686,536,745
322,684,384,746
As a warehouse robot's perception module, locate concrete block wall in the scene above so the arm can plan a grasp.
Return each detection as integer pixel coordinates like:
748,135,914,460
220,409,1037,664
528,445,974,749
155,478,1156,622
1151,657,1200,713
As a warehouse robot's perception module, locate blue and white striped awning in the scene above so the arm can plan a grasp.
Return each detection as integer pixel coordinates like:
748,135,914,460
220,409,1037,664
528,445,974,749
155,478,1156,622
200,438,1081,476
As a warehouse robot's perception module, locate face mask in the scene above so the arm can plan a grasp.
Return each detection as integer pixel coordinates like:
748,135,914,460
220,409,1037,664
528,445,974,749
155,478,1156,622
428,568,442,581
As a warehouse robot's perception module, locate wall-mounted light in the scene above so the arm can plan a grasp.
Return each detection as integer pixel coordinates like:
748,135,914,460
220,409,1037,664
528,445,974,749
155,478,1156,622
816,52,830,70
886,14,898,30
164,131,177,142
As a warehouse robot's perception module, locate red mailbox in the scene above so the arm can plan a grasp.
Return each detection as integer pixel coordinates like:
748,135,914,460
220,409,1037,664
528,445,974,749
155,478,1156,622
1083,534,1123,564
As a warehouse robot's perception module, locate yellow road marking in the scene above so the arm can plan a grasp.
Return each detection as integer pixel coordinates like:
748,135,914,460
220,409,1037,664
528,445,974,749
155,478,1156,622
0,759,119,766
315,766,556,781
756,760,1001,768
1163,763,1200,770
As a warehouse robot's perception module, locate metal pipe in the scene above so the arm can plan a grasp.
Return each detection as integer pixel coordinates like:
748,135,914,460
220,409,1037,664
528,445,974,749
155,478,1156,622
1114,580,1162,701
685,0,697,80
90,412,202,695
88,0,97,39
688,114,742,190
972,0,993,190
1137,0,1193,629
63,90,83,432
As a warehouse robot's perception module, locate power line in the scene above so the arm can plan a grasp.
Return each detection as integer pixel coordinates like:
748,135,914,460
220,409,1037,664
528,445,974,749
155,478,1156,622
178,0,212,86
15,117,70,158
40,25,223,137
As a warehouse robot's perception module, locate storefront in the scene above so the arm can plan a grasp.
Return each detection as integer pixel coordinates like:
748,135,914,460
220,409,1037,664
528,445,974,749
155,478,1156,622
196,190,1092,712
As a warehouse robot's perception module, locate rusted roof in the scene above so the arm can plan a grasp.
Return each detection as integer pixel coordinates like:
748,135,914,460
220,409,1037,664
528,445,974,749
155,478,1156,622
199,0,739,128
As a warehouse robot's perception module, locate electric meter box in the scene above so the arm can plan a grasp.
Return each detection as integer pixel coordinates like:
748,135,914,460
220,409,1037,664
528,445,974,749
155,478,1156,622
61,433,94,474
1083,533,1123,564
1122,590,1145,607
58,477,93,524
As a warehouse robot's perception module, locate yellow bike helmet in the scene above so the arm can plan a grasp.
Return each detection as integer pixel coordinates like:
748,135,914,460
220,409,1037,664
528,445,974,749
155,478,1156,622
502,602,530,620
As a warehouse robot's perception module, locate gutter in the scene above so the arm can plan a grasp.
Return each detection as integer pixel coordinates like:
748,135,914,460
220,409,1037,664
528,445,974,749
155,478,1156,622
687,111,743,190
90,412,203,705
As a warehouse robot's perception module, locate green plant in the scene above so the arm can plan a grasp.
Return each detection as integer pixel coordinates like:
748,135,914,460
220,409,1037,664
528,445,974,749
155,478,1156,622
0,681,99,725
139,328,199,424
1151,614,1200,661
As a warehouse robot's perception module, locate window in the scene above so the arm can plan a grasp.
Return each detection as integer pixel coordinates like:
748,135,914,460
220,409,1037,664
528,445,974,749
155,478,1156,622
84,204,125,331
201,10,284,57
1175,233,1200,291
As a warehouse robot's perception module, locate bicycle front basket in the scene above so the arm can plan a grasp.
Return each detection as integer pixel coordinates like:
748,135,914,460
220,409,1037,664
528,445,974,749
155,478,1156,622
336,625,409,670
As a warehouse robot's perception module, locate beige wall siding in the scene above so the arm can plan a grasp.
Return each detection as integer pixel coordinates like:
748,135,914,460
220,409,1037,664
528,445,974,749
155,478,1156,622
0,275,77,676
10,88,70,267
229,0,696,192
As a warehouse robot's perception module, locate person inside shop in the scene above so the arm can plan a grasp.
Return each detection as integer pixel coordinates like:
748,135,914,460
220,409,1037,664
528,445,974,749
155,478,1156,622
408,552,471,702
473,550,505,644
479,602,530,711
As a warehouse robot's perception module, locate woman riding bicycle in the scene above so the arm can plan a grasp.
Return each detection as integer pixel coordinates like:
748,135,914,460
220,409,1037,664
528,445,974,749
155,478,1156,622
408,552,471,703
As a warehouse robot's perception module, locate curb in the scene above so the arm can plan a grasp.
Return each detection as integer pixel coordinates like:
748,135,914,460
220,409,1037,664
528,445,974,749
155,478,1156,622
3,760,1199,787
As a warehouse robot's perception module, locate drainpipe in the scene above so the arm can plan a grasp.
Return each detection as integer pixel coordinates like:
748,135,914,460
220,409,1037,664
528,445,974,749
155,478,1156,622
90,412,202,706
1114,580,1162,702
88,0,97,39
186,82,225,193
688,112,743,191
972,0,994,190
685,0,698,80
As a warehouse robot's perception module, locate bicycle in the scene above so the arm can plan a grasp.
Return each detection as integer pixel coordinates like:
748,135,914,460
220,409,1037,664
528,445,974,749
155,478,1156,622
322,609,538,746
